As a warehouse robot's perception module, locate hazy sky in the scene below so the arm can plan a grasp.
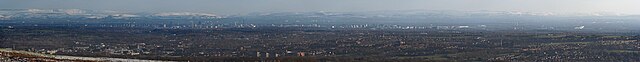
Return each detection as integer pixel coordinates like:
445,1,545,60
1,0,639,15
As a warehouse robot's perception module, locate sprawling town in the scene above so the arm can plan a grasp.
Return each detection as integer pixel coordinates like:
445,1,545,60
1,9,640,61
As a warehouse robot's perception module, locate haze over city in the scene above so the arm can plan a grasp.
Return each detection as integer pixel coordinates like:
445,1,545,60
1,0,639,15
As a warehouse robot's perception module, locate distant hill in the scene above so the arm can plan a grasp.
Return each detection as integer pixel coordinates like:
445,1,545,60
0,9,222,20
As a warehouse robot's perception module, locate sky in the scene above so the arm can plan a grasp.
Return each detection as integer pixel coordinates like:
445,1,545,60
1,0,639,15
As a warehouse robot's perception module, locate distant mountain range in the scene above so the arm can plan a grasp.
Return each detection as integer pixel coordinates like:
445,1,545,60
0,9,222,20
244,10,635,18
0,9,637,20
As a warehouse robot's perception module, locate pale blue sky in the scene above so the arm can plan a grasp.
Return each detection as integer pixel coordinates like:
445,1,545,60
1,0,638,15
